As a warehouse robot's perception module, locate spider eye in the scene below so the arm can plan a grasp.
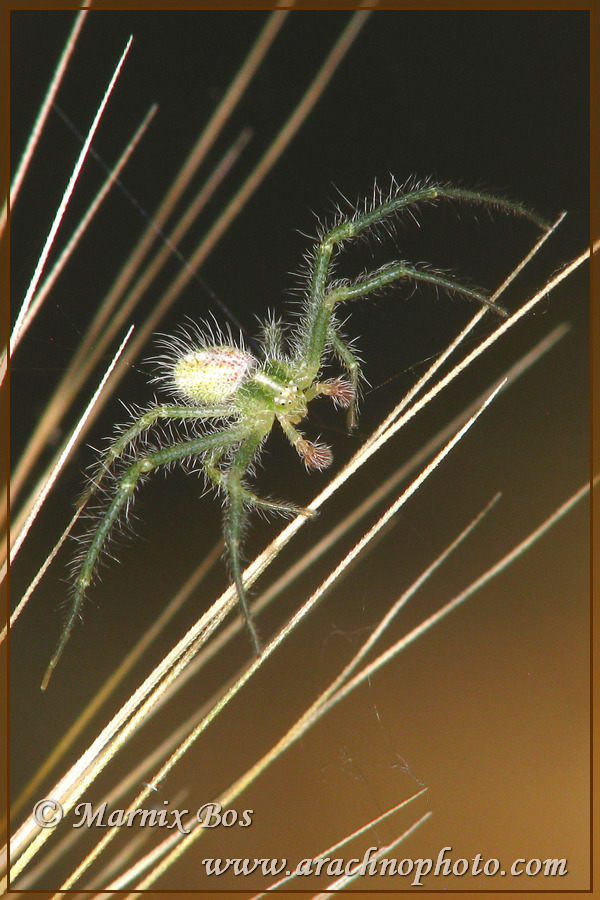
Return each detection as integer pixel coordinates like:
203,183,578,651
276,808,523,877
274,384,300,408
172,346,254,403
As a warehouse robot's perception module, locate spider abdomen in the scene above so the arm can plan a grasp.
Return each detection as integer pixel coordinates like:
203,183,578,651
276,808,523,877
172,345,255,403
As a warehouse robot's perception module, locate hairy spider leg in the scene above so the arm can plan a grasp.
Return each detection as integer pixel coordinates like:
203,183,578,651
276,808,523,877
223,427,271,656
301,259,507,429
42,425,246,689
305,183,550,339
84,403,237,502
295,184,550,429
205,418,315,656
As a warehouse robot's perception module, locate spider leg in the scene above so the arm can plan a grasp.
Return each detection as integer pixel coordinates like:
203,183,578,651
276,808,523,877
309,183,550,311
209,426,315,657
85,403,237,503
222,429,270,657
301,260,504,431
41,425,244,689
205,448,313,516
326,263,503,312
297,182,549,402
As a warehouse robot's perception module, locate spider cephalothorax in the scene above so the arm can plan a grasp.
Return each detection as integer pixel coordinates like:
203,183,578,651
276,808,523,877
42,179,550,688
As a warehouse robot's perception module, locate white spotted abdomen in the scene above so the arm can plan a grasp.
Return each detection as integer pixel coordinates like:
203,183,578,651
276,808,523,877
172,346,255,403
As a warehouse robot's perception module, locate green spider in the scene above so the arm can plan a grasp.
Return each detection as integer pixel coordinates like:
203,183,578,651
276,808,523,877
41,180,549,688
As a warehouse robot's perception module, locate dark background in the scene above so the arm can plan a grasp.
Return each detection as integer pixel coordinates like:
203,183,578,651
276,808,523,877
10,9,589,892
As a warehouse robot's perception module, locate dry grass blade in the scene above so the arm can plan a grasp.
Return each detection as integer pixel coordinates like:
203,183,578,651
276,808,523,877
68,8,374,428
317,479,591,723
4,9,89,235
312,810,433,895
249,789,427,895
10,38,133,357
9,540,222,821
10,326,134,567
9,126,253,529
17,105,159,344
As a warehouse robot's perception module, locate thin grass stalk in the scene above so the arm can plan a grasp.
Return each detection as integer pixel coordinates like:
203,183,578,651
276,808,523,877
9,127,253,529
114,790,427,893
4,8,89,236
10,38,133,357
311,811,433,895
10,326,133,566
367,212,565,445
10,541,222,821
316,479,592,720
347,223,581,487
17,104,159,344
67,7,374,435
250,790,428,896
